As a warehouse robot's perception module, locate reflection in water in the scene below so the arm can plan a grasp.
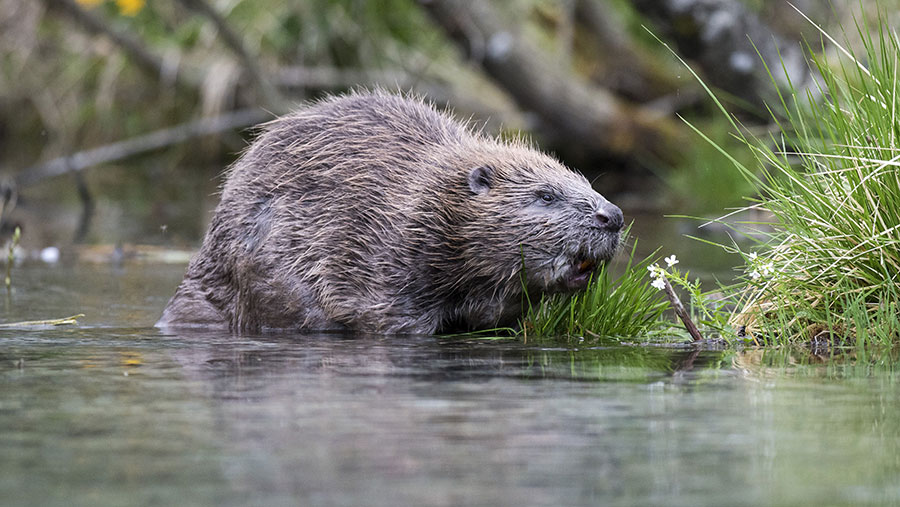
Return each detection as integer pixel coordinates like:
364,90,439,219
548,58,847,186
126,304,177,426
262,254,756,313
170,331,718,383
2,263,900,506
163,332,724,506
2,327,899,506
734,345,900,380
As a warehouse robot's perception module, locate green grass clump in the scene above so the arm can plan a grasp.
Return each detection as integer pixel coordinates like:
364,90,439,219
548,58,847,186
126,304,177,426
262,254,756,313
519,243,672,340
703,15,900,345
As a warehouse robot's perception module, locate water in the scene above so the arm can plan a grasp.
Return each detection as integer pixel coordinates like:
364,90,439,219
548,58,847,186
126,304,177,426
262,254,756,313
2,262,900,506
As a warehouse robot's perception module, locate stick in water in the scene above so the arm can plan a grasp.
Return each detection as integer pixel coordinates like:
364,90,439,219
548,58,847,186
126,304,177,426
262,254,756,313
0,314,84,327
661,277,703,341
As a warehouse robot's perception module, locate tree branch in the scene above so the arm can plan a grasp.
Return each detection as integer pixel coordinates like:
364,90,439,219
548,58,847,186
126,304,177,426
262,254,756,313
16,109,269,187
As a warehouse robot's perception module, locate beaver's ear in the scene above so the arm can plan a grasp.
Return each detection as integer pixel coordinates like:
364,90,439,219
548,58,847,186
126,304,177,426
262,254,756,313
468,165,494,195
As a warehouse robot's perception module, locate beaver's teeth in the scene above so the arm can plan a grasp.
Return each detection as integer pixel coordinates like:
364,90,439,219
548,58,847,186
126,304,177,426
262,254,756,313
577,259,595,273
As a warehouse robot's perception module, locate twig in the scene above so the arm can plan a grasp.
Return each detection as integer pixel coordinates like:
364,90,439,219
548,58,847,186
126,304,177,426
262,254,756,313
0,314,85,327
662,276,703,342
16,109,270,187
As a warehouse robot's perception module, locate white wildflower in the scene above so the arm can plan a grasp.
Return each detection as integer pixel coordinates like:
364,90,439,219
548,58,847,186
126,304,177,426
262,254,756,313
647,264,662,278
760,262,774,276
651,277,666,290
664,255,679,268
748,252,758,261
749,270,761,280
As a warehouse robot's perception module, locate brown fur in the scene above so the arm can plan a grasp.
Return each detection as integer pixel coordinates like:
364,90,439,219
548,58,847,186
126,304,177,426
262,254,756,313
157,91,623,334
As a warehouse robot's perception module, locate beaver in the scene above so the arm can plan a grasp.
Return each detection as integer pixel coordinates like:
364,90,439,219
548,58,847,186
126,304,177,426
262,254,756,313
157,91,624,334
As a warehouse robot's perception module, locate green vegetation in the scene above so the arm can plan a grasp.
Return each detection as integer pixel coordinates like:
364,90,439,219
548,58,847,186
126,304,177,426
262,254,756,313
519,241,732,343
519,241,673,341
697,14,900,346
526,11,900,349
734,345,900,379
517,344,723,382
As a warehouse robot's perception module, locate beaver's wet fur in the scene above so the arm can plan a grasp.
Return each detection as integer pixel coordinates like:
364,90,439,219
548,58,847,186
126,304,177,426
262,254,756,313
157,91,623,334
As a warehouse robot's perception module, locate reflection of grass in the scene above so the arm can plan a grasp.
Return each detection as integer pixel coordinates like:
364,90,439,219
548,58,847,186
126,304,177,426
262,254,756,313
688,14,900,346
520,345,708,382
519,241,673,340
734,344,900,379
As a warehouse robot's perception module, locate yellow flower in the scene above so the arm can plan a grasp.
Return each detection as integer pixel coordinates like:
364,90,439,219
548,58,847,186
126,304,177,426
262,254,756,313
75,0,105,7
116,0,145,16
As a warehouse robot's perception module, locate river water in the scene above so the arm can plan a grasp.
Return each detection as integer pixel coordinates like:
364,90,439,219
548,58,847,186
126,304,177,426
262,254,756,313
2,262,900,507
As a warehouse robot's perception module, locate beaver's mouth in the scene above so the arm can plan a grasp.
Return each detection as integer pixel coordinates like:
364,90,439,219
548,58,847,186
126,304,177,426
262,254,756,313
566,257,598,290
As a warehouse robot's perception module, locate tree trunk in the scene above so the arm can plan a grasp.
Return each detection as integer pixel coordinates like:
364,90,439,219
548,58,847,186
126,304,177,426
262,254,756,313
420,0,686,166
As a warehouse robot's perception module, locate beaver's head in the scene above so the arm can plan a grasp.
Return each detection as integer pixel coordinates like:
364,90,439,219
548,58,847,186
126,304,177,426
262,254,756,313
458,145,623,295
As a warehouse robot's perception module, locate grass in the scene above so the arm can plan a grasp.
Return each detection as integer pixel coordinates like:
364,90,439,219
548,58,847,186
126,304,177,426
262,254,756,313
699,12,900,346
518,239,675,341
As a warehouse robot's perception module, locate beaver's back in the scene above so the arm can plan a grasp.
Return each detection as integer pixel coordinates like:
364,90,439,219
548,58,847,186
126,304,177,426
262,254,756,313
160,92,475,332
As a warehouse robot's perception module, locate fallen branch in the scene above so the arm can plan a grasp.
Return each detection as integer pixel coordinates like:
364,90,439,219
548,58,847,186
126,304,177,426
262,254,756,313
16,108,270,187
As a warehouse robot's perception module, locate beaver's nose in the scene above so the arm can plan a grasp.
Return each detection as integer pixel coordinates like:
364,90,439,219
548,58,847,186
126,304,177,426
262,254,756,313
594,202,624,232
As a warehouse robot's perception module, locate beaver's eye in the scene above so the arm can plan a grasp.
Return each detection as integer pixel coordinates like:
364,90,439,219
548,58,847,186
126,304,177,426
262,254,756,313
539,192,556,204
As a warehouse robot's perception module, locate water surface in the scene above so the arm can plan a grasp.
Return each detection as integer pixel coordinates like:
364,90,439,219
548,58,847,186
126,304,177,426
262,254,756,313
2,263,899,506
